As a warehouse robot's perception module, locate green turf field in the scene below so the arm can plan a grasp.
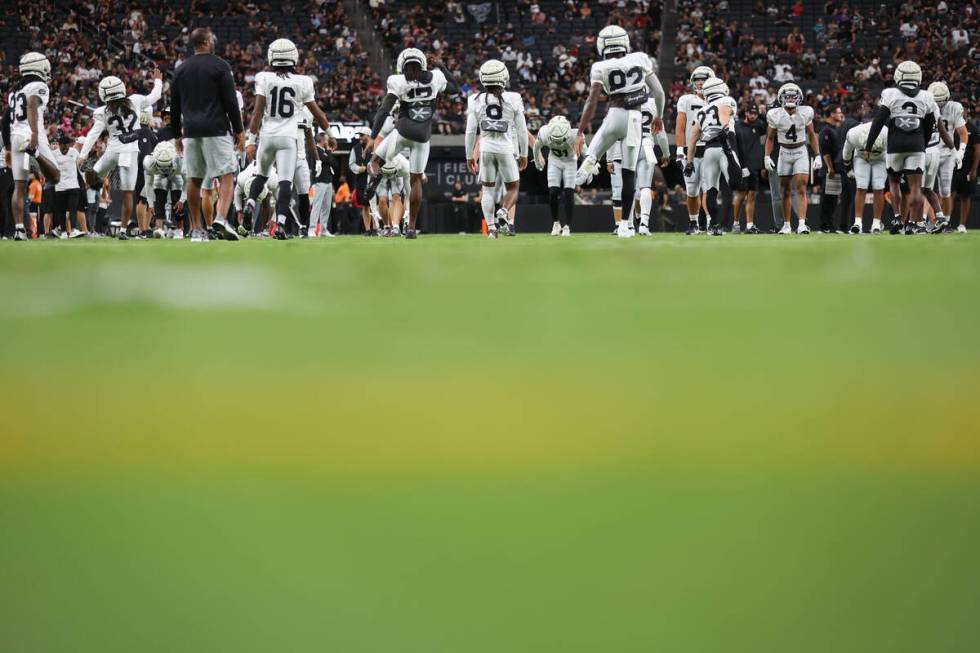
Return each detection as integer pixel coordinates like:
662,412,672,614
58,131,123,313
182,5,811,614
1,233,978,652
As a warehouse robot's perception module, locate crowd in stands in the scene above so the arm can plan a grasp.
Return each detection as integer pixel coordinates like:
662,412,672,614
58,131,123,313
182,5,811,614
671,0,980,130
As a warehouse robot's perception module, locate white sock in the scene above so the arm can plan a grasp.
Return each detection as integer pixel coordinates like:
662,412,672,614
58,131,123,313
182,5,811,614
639,188,652,226
872,218,882,228
746,221,754,229
936,211,946,220
481,188,495,225
688,214,698,224
853,218,863,228
15,222,24,230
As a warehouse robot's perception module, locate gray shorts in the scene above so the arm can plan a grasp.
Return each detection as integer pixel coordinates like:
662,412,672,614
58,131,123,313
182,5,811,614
183,134,237,181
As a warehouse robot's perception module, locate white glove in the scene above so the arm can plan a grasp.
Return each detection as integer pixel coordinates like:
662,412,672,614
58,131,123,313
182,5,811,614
955,143,966,169
847,169,855,179
314,160,322,178
811,156,822,171
741,167,750,178
764,156,775,172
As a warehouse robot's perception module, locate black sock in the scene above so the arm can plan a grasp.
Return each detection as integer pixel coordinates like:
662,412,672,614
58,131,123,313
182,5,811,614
297,193,311,230
620,168,636,226
248,175,268,202
276,181,293,223
706,188,719,226
562,188,574,228
548,187,560,223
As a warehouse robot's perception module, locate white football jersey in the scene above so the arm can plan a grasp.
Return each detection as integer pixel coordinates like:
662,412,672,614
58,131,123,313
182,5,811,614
937,101,966,152
676,93,706,147
767,105,814,146
536,123,577,162
296,106,313,141
7,80,50,138
467,91,526,155
844,122,888,162
590,52,655,97
80,80,163,158
880,87,939,135
387,68,448,123
255,71,315,138
697,96,737,145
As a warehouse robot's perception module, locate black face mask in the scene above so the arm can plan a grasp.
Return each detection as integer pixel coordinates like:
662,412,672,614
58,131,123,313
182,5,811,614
898,82,920,96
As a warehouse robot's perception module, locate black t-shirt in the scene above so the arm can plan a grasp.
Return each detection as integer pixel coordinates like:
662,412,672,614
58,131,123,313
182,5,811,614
956,119,980,175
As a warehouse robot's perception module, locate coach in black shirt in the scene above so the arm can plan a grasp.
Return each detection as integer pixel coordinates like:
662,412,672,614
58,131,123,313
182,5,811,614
311,133,339,236
734,105,766,232
171,27,244,240
818,105,853,232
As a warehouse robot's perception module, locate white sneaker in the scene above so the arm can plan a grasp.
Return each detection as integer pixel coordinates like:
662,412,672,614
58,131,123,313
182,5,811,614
797,222,811,234
550,222,562,236
574,155,597,186
561,225,571,237
487,227,497,240
778,222,792,235
170,229,184,240
617,222,634,238
69,229,84,239
957,224,967,234
190,229,206,242
152,228,166,239
870,223,882,234
638,224,650,236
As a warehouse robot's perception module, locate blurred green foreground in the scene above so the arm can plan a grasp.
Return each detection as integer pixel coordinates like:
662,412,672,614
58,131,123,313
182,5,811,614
1,234,978,652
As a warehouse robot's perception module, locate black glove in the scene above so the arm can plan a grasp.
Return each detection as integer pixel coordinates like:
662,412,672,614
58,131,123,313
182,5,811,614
684,161,694,177
118,131,140,144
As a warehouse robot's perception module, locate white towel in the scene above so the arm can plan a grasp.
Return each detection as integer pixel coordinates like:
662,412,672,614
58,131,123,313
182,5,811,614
624,111,643,149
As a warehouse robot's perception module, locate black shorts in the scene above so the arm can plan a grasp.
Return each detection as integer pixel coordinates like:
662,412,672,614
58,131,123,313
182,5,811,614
40,187,55,215
952,174,974,198
740,170,760,191
134,168,146,204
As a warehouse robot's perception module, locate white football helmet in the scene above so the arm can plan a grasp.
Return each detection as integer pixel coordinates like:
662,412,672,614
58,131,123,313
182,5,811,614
19,52,51,82
894,60,922,94
597,25,631,58
268,38,299,67
547,116,571,147
928,81,950,107
689,66,714,92
778,83,803,110
152,141,177,173
702,77,729,102
396,48,427,75
98,76,127,103
479,59,509,88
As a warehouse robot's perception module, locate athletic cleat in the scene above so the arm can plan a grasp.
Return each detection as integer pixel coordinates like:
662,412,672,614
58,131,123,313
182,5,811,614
849,224,861,234
957,224,967,234
889,220,904,235
212,219,240,241
127,223,139,238
930,218,948,234
745,225,760,234
117,231,129,241
238,225,250,238
487,228,497,240
870,223,882,234
190,229,206,242
207,227,218,240
138,230,152,239
685,220,700,235
14,228,28,241
152,228,165,239
70,229,85,239
550,222,562,236
274,222,289,240
924,221,942,234
731,223,741,234
904,222,920,235
637,224,650,236
797,223,811,234
778,222,792,235
44,230,59,239
404,229,417,239
709,225,723,236
170,229,185,240
561,225,571,237
574,155,598,186
616,222,634,238
820,227,833,234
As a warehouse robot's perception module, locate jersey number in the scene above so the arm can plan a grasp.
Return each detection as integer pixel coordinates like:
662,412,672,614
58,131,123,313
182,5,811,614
786,124,798,142
485,104,503,120
642,110,654,129
406,85,433,100
901,101,918,115
269,87,296,118
608,67,644,92
551,148,569,158
697,106,720,128
8,93,27,122
108,112,138,135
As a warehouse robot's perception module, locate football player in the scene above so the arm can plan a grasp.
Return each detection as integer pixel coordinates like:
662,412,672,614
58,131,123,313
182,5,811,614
842,121,888,234
684,77,737,236
236,158,280,236
245,39,330,239
377,154,411,237
364,48,461,239
634,95,671,235
78,70,163,239
292,106,316,237
574,25,665,239
864,61,953,235
465,59,528,239
764,82,821,234
4,52,61,241
676,66,713,235
534,115,578,236
928,82,968,225
142,140,184,238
